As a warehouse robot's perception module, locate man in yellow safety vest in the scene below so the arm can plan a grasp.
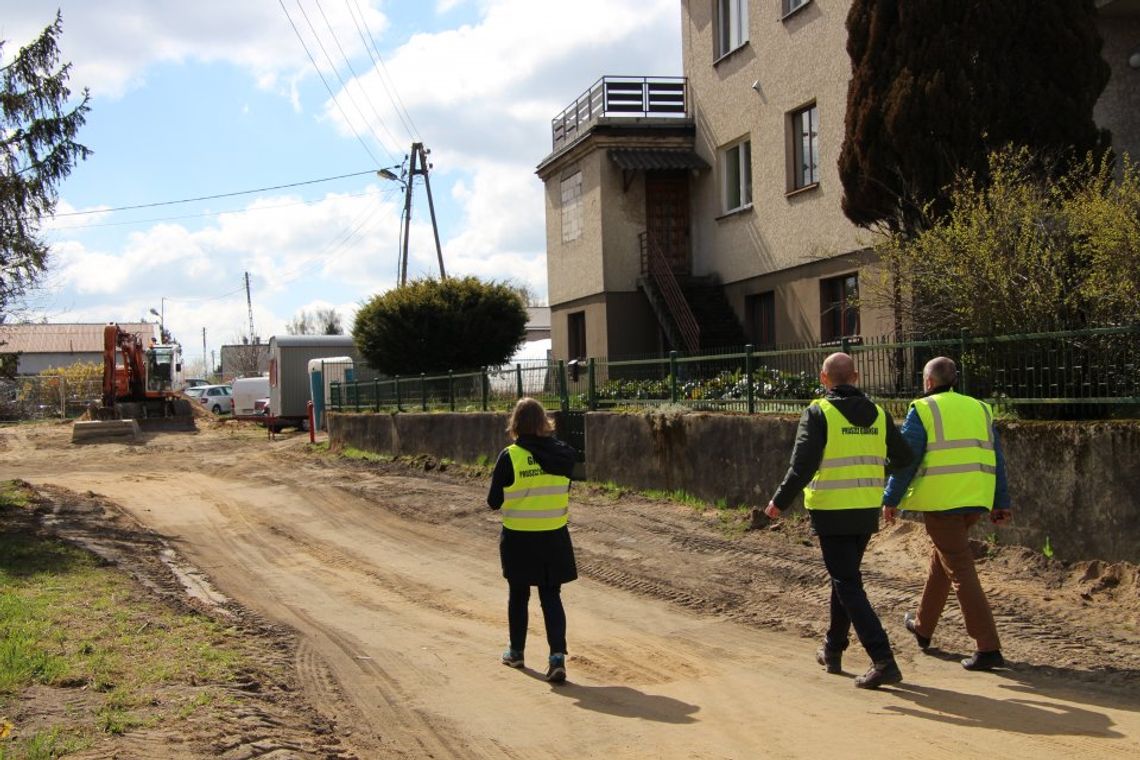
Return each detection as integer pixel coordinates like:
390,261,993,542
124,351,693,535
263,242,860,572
765,352,913,689
883,356,1012,672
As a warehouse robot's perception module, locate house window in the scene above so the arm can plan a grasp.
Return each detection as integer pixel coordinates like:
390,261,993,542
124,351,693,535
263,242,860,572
820,273,859,341
782,0,810,18
568,311,587,360
745,291,776,347
791,103,820,189
560,171,583,243
721,138,752,213
715,0,749,59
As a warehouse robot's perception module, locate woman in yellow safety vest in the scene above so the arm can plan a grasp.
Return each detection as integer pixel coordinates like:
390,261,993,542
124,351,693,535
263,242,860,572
487,397,578,683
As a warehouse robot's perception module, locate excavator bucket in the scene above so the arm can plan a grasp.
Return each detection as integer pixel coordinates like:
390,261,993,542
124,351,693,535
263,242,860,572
71,398,196,443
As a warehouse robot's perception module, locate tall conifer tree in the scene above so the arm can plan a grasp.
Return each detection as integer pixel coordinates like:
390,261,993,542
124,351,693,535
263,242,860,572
839,0,1109,235
0,12,90,317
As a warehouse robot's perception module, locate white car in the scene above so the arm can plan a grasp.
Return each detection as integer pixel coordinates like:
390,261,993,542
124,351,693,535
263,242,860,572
195,384,233,414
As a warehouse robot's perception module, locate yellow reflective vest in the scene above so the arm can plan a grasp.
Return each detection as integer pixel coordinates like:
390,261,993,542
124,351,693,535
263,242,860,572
501,444,570,531
803,399,889,511
900,390,996,511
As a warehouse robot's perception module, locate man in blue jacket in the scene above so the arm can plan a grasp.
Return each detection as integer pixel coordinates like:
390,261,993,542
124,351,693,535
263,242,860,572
883,356,1012,672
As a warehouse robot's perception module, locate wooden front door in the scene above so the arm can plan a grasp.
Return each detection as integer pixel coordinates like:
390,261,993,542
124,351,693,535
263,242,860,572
645,171,691,276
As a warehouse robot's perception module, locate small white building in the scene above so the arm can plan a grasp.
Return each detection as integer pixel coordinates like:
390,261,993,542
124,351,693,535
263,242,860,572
0,322,158,375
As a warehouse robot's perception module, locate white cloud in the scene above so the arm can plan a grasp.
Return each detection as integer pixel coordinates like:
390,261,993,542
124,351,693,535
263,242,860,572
0,0,390,99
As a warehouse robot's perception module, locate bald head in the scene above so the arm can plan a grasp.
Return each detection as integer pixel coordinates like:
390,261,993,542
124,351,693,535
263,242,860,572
820,352,857,389
924,357,958,390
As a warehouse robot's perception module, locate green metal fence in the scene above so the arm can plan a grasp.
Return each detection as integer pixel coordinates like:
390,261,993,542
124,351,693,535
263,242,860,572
328,325,1139,418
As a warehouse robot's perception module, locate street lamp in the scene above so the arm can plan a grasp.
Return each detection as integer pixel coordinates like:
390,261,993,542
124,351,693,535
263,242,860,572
149,298,165,342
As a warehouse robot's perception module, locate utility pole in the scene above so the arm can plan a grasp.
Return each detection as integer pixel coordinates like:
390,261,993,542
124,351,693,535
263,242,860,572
397,142,446,286
244,272,256,343
202,327,207,379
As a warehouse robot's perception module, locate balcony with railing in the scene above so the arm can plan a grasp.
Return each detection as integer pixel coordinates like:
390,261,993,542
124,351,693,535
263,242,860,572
550,76,689,152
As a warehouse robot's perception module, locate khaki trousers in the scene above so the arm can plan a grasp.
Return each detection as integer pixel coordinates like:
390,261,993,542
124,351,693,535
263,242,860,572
914,512,1001,653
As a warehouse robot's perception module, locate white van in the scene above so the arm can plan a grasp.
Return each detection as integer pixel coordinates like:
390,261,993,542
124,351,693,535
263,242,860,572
231,376,270,418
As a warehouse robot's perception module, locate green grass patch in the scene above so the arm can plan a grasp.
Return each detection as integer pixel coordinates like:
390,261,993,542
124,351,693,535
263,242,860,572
338,446,392,462
642,488,708,510
0,481,264,756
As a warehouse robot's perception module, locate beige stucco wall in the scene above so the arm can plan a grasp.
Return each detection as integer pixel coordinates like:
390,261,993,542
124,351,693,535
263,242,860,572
544,150,605,306
601,158,648,293
722,251,892,346
683,0,867,288
551,291,660,361
1095,17,1140,161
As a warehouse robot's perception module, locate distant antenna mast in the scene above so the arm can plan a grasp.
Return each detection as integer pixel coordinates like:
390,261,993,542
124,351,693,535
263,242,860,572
398,142,446,286
244,271,256,342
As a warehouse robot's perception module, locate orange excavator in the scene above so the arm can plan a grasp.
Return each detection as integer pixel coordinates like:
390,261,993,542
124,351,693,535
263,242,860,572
74,324,196,441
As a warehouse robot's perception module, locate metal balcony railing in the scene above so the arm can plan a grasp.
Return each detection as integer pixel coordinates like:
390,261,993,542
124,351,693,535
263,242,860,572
551,76,688,151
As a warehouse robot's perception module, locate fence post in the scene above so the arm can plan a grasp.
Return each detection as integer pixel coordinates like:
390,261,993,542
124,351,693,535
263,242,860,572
60,377,67,418
395,375,402,413
744,344,754,414
481,367,489,411
420,373,428,411
841,337,851,355
558,360,569,413
373,378,379,412
516,363,523,399
669,350,679,403
354,378,361,412
959,330,970,395
448,371,455,412
587,358,596,411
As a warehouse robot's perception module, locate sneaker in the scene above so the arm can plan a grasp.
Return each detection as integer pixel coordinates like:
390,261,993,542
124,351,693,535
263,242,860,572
904,611,931,650
961,650,1005,671
501,649,524,668
815,646,842,674
546,653,567,683
854,659,903,689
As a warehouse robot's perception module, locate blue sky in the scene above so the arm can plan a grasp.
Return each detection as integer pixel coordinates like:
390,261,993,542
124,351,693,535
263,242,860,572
0,0,680,373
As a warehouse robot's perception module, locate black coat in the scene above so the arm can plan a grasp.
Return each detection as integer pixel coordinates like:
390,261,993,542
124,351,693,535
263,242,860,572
487,435,578,585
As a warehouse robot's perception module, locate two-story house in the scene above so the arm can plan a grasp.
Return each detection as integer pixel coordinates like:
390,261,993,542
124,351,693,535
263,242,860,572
537,0,1140,362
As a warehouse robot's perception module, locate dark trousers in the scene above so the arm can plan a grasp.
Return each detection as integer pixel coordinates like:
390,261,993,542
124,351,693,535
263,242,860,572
818,534,893,663
508,582,567,655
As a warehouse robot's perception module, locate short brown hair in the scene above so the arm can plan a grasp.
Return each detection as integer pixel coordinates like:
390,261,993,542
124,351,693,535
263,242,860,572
508,397,554,439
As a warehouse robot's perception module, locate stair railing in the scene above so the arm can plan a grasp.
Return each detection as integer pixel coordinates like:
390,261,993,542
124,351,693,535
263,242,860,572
640,232,700,353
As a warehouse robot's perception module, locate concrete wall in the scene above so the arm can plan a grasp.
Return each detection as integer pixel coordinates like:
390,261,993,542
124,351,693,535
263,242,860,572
331,412,512,466
330,410,1140,563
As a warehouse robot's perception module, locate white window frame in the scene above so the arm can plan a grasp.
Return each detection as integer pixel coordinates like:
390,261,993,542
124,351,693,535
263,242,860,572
721,137,753,214
560,171,583,244
715,0,749,60
781,0,811,19
792,103,820,190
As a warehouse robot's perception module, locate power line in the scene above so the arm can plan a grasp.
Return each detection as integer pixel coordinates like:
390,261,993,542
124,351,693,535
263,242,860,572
312,0,407,150
277,0,388,167
48,169,384,219
292,0,397,159
346,0,421,141
45,186,402,232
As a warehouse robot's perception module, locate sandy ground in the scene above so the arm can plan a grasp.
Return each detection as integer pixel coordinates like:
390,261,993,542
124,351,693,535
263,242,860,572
1,420,1138,759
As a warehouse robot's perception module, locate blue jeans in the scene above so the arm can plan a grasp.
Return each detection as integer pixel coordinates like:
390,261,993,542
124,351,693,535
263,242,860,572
508,582,566,655
817,534,893,663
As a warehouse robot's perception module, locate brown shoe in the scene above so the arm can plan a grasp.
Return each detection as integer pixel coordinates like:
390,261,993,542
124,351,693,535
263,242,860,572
816,646,842,674
854,659,903,689
962,650,1005,671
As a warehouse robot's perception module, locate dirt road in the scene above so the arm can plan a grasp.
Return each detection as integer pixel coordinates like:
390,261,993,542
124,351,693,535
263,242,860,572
2,421,1138,759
